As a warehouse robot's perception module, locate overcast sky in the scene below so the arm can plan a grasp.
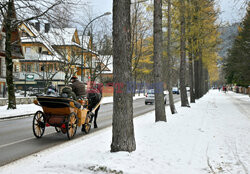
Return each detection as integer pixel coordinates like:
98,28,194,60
85,0,247,24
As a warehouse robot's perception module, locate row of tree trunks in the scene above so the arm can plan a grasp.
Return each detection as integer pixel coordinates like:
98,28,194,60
111,0,136,152
204,69,209,94
193,49,210,99
198,51,204,98
188,51,195,103
194,52,202,99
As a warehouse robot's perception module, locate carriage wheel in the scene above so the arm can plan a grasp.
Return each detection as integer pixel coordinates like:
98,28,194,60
83,114,91,134
32,111,45,138
66,112,78,140
55,127,61,133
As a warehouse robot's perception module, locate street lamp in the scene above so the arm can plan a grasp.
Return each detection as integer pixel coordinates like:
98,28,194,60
81,12,111,82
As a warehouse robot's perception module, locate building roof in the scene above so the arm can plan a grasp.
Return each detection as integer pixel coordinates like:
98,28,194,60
20,22,61,59
45,28,92,51
45,28,78,46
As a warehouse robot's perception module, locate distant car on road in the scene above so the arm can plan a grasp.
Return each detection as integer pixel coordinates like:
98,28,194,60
172,87,180,94
145,89,167,105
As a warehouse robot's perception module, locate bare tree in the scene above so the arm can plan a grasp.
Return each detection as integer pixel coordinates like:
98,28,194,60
153,0,167,122
111,0,136,152
131,0,152,95
0,0,65,109
56,46,79,85
76,6,112,83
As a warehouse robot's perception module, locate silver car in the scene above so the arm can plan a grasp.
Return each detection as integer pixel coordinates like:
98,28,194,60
145,89,167,105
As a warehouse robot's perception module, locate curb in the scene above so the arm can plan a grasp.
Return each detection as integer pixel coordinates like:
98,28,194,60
0,114,34,121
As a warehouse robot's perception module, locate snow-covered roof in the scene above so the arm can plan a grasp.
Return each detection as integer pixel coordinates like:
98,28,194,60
20,22,61,59
45,28,93,51
45,28,78,46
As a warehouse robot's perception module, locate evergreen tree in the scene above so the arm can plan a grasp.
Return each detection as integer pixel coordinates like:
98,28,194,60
224,4,250,87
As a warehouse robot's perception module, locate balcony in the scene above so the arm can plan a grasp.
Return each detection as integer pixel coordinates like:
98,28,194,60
24,53,59,62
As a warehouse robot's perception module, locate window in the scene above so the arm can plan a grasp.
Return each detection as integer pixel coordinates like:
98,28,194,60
54,63,57,71
40,65,45,72
21,64,26,72
38,47,42,53
35,63,39,72
48,64,53,72
42,51,49,55
22,32,29,37
25,47,31,54
27,64,31,72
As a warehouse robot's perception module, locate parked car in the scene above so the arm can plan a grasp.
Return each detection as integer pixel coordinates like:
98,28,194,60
145,89,167,105
172,87,179,94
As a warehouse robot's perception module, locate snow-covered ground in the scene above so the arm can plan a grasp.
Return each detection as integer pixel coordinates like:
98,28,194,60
0,95,145,119
0,104,41,118
0,90,249,174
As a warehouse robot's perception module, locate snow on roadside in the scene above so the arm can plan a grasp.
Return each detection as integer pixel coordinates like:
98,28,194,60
0,90,249,174
0,95,145,119
0,104,41,118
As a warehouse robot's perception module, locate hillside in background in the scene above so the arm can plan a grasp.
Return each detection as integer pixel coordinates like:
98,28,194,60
218,23,239,60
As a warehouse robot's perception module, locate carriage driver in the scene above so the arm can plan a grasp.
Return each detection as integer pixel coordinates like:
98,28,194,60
70,76,86,98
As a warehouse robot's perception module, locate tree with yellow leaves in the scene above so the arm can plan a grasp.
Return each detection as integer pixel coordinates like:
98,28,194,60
186,0,220,99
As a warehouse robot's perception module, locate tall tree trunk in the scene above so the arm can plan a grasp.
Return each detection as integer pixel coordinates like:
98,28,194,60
153,0,166,122
111,0,136,152
202,67,208,95
5,0,16,109
198,51,203,98
187,0,195,103
179,0,189,107
188,51,195,103
194,49,203,99
166,0,177,114
194,56,199,99
204,68,209,93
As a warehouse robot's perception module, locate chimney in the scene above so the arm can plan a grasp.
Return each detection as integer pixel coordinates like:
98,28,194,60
35,22,40,31
45,23,50,33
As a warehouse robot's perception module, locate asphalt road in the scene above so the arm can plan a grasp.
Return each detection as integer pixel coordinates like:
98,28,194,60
0,95,180,166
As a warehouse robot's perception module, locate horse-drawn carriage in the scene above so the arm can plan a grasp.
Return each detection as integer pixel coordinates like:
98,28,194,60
32,90,101,140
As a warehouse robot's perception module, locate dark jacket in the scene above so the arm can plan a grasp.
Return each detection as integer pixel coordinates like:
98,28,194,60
70,80,86,98
61,86,77,100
